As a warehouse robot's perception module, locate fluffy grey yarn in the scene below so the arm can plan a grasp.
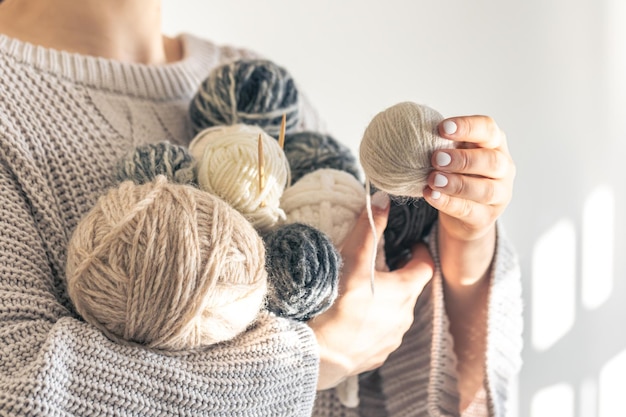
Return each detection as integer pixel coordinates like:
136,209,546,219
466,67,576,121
263,223,341,322
283,130,361,184
114,142,196,186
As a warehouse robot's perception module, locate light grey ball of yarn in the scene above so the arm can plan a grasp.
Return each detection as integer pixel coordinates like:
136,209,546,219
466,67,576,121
359,102,454,198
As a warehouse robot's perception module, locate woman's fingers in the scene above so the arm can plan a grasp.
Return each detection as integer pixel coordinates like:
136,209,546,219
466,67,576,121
422,114,516,241
424,188,498,233
432,147,513,179
427,169,512,206
437,115,507,150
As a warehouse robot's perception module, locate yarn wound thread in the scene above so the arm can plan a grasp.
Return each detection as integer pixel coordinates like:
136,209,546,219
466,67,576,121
262,222,341,322
189,124,290,233
189,58,300,137
384,196,439,270
280,168,387,270
282,131,361,185
115,141,196,186
66,176,268,351
359,101,454,198
281,168,365,245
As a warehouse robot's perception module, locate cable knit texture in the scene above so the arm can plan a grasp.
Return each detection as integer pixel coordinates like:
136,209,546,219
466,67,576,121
0,32,522,416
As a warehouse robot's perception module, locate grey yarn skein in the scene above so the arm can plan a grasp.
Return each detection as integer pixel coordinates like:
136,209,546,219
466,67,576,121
283,131,361,184
384,197,439,270
115,141,196,186
189,58,300,137
262,223,341,322
359,102,453,198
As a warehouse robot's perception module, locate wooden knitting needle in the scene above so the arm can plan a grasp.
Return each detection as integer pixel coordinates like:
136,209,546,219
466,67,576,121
278,113,286,149
258,133,266,207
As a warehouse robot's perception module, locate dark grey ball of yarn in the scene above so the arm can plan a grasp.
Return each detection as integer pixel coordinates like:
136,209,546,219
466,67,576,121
384,197,439,270
263,222,341,322
189,58,300,137
115,142,196,186
283,131,361,184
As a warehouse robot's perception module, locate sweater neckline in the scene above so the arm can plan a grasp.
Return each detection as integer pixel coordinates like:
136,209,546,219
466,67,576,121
0,32,216,100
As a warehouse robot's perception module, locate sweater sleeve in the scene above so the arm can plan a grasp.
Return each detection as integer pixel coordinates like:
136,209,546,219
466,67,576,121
0,135,320,417
482,223,524,416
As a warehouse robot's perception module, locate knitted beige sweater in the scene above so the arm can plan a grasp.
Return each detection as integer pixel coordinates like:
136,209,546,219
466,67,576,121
0,32,523,416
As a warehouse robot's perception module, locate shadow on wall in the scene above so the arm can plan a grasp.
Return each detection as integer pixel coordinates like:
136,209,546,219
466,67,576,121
521,183,626,417
513,0,626,414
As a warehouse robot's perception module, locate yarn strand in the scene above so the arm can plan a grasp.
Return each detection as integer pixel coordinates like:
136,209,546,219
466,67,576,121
365,180,376,294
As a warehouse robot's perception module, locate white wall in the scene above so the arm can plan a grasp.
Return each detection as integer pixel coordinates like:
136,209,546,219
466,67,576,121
162,1,626,415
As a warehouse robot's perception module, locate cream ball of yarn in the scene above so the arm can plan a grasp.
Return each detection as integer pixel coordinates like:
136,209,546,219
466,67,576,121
189,124,290,233
359,102,454,198
280,168,365,246
280,168,387,269
66,176,268,351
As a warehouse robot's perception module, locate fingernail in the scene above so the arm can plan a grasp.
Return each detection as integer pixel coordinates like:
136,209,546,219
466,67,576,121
443,120,457,135
436,152,451,167
431,190,441,200
371,191,389,209
434,173,448,188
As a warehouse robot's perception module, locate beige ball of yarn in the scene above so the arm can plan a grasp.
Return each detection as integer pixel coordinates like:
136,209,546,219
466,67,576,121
189,124,290,233
359,101,454,198
66,176,267,351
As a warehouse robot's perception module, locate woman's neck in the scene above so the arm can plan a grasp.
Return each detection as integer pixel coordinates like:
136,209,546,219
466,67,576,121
0,0,181,64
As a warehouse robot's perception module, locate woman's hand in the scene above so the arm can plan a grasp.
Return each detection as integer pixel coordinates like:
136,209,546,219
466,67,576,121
425,115,515,243
308,191,435,390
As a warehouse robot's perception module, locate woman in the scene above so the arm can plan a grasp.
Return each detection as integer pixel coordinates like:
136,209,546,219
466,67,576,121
0,0,522,415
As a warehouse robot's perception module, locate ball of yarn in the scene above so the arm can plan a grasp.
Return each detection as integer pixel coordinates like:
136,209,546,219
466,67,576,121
359,102,454,198
280,168,387,271
283,130,361,184
189,58,300,137
66,176,267,350
384,196,439,270
262,222,340,321
189,124,290,233
280,168,365,246
115,141,196,186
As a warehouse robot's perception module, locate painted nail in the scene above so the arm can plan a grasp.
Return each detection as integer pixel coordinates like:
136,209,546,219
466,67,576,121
371,191,390,209
431,190,442,200
443,120,457,135
436,152,451,167
434,173,448,188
